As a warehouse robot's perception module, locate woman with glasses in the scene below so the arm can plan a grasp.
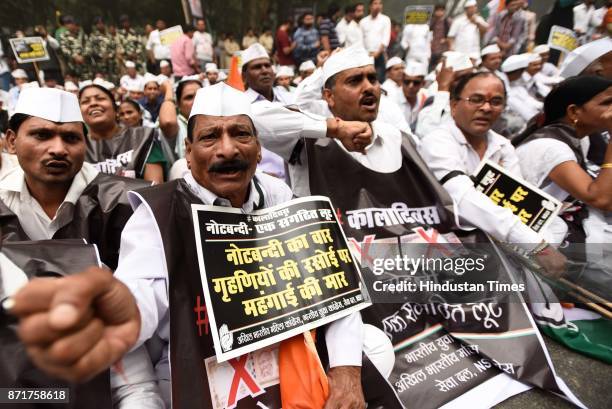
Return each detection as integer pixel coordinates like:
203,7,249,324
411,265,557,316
513,75,612,246
419,71,567,276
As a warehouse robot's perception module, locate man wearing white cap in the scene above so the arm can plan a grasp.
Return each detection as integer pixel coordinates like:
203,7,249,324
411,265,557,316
533,44,560,78
415,51,475,137
501,53,543,128
9,83,371,409
8,69,29,115
396,61,428,129
298,60,316,81
0,86,162,407
559,36,612,79
479,44,510,90
139,73,164,121
274,65,297,104
241,43,295,179
400,19,433,67
120,61,144,93
203,62,219,86
381,56,405,101
448,0,488,56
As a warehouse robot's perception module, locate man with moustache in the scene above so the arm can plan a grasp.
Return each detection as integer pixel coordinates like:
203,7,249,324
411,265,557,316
8,83,373,409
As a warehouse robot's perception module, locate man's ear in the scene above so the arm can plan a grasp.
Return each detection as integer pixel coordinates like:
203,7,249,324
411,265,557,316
185,138,192,169
323,88,335,111
5,129,17,154
449,99,459,118
256,139,262,163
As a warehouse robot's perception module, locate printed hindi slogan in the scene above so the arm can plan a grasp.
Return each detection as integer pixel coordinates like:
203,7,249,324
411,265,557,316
547,25,579,54
404,5,434,25
474,160,562,233
192,196,371,362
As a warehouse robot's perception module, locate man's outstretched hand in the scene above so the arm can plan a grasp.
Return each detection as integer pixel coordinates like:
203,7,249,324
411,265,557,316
6,267,140,383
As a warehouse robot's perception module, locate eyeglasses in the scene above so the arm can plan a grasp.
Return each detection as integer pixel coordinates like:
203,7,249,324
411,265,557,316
403,79,423,86
460,95,505,108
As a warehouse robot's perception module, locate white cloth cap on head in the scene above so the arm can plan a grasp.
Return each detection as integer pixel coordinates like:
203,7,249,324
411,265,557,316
464,0,477,7
78,80,93,89
404,60,428,77
143,72,159,85
22,82,39,89
241,43,270,66
125,60,136,68
11,69,27,79
205,63,219,73
157,74,169,84
559,37,612,78
93,78,115,90
127,79,144,92
276,66,294,78
481,44,501,57
189,82,253,121
64,81,78,92
160,60,170,68
15,87,83,123
299,60,316,72
527,53,542,64
385,56,405,70
322,44,374,84
501,54,530,72
533,44,550,54
218,71,228,81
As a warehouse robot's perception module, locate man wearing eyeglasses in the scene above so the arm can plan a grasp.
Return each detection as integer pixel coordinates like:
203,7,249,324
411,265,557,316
418,71,567,277
396,60,428,130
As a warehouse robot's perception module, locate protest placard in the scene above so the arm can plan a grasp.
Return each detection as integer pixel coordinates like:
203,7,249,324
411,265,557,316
547,25,579,54
160,25,183,46
474,160,562,233
9,36,49,64
193,196,371,362
404,5,434,25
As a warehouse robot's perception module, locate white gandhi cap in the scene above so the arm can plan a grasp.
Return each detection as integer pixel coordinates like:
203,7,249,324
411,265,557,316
464,0,477,7
559,37,612,78
125,60,136,68
15,87,83,123
481,44,501,57
276,66,295,78
299,60,316,72
385,56,405,70
205,63,219,73
533,44,550,54
404,60,428,77
241,43,269,66
501,54,531,72
322,44,374,84
189,82,254,122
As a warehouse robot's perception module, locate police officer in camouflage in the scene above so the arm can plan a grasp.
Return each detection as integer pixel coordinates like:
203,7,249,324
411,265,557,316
59,16,89,80
86,17,119,83
117,15,146,74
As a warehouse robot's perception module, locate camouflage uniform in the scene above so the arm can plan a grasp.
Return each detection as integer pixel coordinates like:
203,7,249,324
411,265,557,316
117,28,146,73
59,30,90,80
85,29,119,83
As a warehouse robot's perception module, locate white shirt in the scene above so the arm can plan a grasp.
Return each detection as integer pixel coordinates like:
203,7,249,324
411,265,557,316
0,153,18,180
400,24,432,64
146,30,171,60
336,18,363,47
359,13,392,52
448,14,487,56
395,91,426,127
573,3,598,35
507,79,543,122
0,163,98,240
415,90,453,138
245,87,294,179
381,78,402,102
418,121,542,249
193,30,214,61
0,163,164,408
516,138,577,202
115,171,364,369
541,61,560,78
120,74,144,91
